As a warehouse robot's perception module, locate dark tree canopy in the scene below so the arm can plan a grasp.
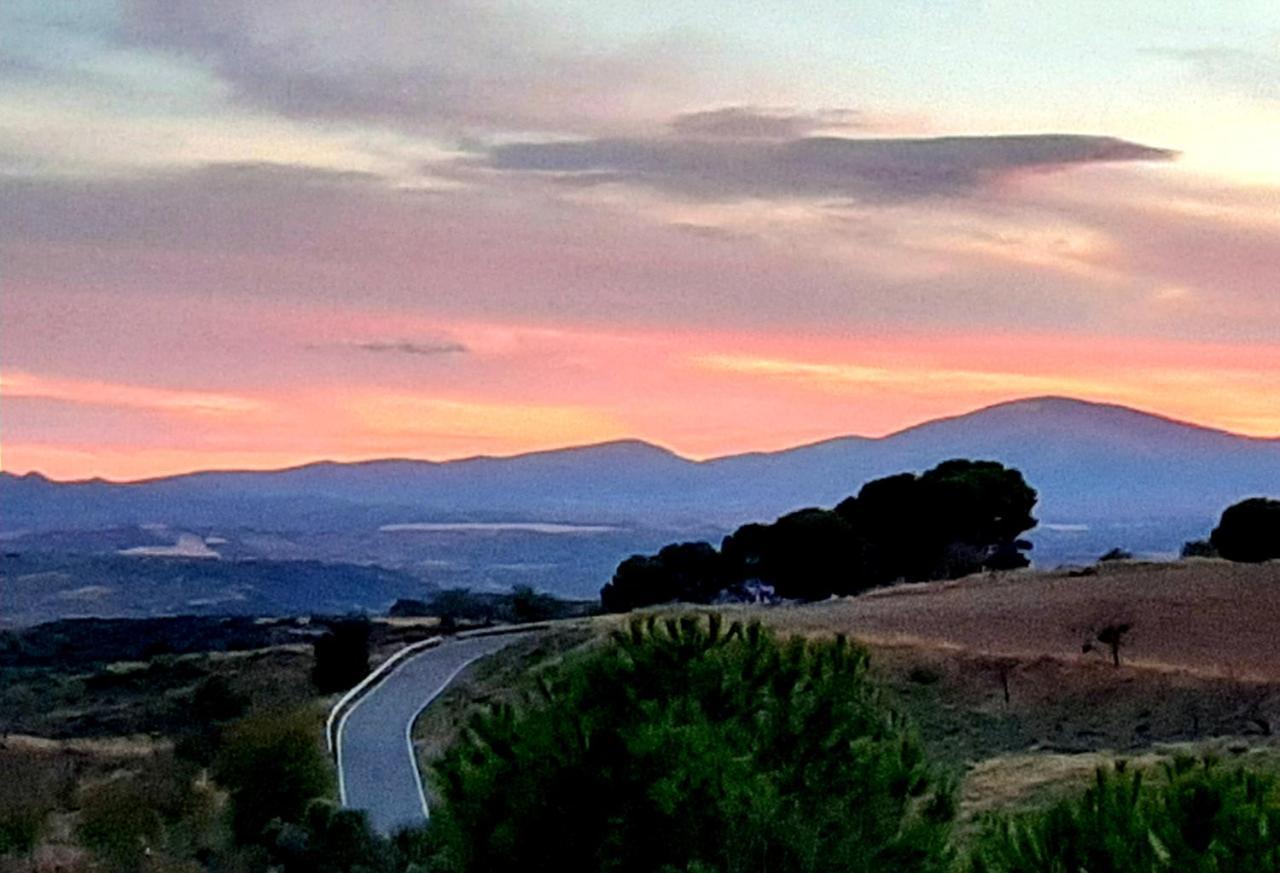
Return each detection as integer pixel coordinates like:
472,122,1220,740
311,619,371,694
603,459,1038,610
1210,497,1280,563
601,541,725,612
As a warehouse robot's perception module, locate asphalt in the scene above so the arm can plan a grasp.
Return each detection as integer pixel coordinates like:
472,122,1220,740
337,634,524,835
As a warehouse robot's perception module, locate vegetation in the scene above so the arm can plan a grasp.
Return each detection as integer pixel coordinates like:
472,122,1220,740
1181,539,1218,558
1099,547,1133,562
312,619,372,694
389,587,594,629
1211,497,1280,563
430,615,956,872
967,757,1280,872
212,709,334,843
603,459,1037,610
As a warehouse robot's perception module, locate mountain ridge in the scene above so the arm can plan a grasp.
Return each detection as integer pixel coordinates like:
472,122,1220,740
5,395,1275,487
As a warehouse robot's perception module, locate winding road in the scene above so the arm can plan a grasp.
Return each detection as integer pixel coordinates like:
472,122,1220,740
336,634,525,835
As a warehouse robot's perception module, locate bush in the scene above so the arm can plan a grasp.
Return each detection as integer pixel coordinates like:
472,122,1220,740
1210,498,1280,563
967,757,1280,872
1099,547,1133,562
1181,539,1218,559
312,619,371,694
431,615,954,873
212,709,334,843
78,777,166,873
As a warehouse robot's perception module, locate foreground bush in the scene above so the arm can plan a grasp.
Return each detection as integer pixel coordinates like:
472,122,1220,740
432,615,954,873
968,757,1280,873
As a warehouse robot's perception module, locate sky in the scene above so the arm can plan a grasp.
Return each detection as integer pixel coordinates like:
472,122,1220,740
2,0,1279,480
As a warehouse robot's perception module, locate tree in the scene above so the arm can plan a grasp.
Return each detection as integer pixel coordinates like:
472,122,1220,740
509,585,557,623
968,758,1280,872
212,709,334,843
1210,498,1280,563
1181,539,1218,559
1099,547,1133,562
601,542,724,611
723,508,867,600
431,615,955,873
430,588,497,631
600,460,1037,611
312,619,371,694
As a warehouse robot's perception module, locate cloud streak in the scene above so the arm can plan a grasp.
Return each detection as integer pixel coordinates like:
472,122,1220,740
486,133,1176,201
353,339,469,357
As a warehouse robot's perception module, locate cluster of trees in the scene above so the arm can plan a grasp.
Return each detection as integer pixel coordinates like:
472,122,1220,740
390,585,590,631
602,459,1038,611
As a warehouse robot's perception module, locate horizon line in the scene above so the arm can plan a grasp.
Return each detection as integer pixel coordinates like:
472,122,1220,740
4,393,1276,487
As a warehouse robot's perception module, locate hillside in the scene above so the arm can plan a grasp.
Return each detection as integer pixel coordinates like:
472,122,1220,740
3,396,1278,605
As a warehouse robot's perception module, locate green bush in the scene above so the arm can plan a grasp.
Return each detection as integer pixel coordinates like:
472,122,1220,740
213,709,334,843
431,614,954,873
967,757,1280,873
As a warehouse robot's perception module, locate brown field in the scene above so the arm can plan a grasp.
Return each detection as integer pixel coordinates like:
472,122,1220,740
752,559,1280,680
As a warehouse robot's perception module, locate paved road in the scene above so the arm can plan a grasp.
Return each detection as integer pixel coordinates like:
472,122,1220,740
337,635,524,835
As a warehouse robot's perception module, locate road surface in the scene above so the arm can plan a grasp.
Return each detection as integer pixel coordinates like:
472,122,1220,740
337,634,524,834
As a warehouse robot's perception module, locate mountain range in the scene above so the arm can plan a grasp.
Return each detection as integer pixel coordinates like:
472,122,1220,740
3,396,1278,610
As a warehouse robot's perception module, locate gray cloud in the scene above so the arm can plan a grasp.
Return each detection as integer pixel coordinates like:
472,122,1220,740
485,133,1177,202
118,0,706,134
669,106,863,140
354,339,469,357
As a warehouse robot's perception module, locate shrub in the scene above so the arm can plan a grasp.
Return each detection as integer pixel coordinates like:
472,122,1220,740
1210,498,1280,563
432,615,954,873
1180,539,1218,559
212,709,334,843
1099,547,1133,562
967,757,1280,872
312,619,371,694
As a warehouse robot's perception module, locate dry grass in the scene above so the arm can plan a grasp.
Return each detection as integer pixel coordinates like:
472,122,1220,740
749,560,1280,681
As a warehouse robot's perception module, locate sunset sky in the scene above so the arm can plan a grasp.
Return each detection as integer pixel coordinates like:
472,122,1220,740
3,1,1279,480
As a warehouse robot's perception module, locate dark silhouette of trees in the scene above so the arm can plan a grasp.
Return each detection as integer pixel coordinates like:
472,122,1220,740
601,542,725,611
602,459,1038,610
1210,497,1280,563
312,619,371,694
1181,539,1217,558
723,508,867,600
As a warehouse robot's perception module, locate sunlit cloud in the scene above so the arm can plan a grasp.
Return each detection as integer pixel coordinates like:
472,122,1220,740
1,371,267,418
